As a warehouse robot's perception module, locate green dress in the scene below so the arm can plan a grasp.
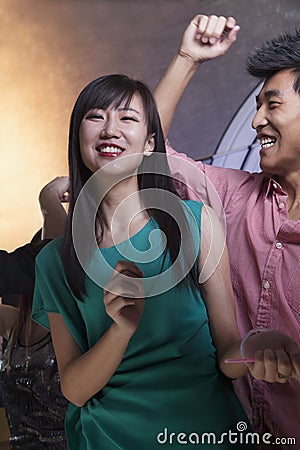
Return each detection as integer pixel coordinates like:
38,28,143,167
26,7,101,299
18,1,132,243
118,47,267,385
32,200,256,449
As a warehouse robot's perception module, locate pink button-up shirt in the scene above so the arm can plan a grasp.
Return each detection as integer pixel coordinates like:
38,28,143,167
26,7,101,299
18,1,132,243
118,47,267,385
167,147,300,449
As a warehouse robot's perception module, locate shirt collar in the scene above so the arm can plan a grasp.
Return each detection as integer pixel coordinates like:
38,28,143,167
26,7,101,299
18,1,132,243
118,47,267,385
264,175,286,199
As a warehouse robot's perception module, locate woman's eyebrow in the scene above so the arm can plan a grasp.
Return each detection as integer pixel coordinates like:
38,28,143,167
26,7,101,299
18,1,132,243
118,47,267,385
118,107,140,114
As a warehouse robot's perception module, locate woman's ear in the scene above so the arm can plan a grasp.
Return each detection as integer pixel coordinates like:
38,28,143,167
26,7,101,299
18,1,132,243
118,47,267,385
143,134,155,156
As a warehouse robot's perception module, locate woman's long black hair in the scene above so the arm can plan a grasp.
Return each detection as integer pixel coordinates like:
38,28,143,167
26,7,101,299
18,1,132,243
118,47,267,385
62,74,199,300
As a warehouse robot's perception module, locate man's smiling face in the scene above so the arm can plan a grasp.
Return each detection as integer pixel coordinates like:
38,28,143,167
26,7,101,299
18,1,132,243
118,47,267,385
252,68,300,177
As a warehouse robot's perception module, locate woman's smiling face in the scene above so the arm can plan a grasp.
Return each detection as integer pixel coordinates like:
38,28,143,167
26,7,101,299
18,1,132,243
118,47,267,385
79,93,155,176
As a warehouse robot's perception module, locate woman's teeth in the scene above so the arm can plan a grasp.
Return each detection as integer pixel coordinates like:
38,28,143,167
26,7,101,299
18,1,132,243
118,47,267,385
98,146,123,154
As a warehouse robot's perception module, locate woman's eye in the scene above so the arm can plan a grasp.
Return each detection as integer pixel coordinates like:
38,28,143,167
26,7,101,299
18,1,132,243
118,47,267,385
121,116,138,121
86,113,104,120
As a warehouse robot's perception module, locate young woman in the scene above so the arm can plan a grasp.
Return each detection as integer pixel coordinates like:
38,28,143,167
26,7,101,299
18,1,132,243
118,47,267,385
32,74,299,450
0,176,69,450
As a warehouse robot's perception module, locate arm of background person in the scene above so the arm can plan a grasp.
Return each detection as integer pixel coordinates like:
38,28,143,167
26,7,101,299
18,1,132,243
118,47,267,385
154,14,240,139
0,242,51,295
0,176,69,295
39,176,69,240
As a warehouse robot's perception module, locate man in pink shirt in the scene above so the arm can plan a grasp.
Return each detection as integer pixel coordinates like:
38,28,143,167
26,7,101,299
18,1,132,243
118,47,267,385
154,14,300,449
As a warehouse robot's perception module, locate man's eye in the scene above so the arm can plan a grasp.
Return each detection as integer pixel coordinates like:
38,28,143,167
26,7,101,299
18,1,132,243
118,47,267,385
269,101,280,109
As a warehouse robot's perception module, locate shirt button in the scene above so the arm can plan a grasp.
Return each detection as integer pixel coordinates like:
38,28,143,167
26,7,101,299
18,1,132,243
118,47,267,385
273,183,277,189
263,281,270,289
279,202,285,209
276,242,283,249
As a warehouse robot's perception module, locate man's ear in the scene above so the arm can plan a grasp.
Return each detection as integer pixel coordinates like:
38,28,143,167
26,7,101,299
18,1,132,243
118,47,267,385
144,134,155,156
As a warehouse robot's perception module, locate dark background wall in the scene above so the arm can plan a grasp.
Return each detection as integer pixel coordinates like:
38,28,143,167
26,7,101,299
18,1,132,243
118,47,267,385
0,0,299,249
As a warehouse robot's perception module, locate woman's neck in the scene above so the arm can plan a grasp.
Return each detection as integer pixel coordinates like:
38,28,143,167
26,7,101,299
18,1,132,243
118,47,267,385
98,177,149,246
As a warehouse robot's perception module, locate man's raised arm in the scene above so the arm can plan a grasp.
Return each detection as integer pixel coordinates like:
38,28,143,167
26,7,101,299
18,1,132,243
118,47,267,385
154,14,240,138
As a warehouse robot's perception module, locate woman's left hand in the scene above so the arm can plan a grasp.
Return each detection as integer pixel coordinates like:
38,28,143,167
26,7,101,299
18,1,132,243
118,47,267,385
243,330,300,383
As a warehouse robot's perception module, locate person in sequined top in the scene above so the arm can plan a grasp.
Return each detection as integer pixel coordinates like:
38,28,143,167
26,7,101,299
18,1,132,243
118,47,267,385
0,176,69,449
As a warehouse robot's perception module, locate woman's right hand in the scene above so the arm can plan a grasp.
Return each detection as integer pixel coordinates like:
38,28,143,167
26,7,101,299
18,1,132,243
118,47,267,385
49,260,144,407
104,260,145,338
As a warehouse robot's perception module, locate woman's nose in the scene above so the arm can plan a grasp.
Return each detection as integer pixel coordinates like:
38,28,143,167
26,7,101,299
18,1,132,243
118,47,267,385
100,118,120,138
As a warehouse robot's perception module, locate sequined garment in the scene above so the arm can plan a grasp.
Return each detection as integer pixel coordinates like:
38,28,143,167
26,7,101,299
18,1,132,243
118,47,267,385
0,332,69,449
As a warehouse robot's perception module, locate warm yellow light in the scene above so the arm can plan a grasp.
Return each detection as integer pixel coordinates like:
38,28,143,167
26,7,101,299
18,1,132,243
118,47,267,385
0,18,69,251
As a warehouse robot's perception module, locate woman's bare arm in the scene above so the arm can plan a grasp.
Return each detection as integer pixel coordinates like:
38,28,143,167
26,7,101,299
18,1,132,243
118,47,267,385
199,205,246,378
199,206,300,382
49,261,144,407
49,312,132,407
